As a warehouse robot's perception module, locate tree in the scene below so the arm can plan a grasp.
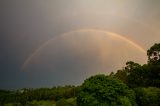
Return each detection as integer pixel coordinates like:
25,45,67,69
77,75,137,106
147,43,160,64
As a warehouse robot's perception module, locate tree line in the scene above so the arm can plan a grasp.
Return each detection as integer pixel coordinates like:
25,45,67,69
0,86,77,106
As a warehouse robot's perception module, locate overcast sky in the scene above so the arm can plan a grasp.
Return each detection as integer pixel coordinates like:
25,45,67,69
1,0,160,89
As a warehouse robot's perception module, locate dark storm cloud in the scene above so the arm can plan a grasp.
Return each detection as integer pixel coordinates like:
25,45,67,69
1,0,160,89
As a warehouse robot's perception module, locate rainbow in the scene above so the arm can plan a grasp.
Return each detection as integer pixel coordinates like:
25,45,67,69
21,29,146,70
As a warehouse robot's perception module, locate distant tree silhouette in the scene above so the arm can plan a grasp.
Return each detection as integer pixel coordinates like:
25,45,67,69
147,43,160,65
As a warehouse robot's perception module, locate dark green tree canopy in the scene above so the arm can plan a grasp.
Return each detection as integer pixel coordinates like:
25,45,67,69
77,75,136,106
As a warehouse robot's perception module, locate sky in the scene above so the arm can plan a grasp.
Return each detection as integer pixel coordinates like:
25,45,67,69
1,0,160,89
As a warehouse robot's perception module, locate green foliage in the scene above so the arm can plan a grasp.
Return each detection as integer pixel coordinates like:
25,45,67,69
134,87,160,106
77,75,137,106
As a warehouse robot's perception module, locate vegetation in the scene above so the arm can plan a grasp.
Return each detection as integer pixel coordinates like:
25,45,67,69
0,43,160,106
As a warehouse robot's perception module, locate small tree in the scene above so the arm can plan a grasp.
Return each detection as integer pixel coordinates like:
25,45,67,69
77,75,137,106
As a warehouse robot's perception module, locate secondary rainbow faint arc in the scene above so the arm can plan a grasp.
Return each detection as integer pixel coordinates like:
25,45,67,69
21,29,146,70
